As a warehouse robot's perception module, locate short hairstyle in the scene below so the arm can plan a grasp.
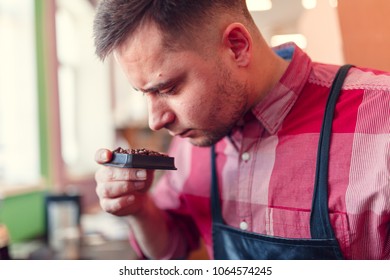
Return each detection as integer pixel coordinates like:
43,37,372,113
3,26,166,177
93,0,252,60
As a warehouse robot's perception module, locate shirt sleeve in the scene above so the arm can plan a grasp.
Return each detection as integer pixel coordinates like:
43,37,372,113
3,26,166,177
128,137,201,259
128,209,196,260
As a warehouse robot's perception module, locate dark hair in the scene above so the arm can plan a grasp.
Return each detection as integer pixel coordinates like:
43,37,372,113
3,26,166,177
93,0,252,60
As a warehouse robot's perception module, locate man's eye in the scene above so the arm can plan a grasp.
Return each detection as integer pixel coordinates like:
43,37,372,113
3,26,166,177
135,86,177,97
159,86,177,96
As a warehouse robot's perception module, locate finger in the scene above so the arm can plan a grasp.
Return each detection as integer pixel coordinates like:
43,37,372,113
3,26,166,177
95,166,147,182
95,148,113,164
99,194,142,216
96,180,146,199
99,194,134,214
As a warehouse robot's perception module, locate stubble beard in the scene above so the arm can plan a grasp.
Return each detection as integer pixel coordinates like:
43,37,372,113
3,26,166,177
190,70,249,147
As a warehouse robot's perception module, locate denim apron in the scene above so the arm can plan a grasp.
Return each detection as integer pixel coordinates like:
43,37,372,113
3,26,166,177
211,65,353,260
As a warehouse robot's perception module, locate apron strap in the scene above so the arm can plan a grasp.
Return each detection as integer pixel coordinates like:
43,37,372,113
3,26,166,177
211,145,223,223
310,64,354,239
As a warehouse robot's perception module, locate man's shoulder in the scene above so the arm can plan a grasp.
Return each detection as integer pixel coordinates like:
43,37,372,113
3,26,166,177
308,63,390,92
343,66,390,92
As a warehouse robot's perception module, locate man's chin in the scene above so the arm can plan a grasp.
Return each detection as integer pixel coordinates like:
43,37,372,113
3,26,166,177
187,134,224,147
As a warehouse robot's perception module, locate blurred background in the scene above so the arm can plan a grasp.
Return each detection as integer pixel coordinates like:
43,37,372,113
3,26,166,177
0,0,389,260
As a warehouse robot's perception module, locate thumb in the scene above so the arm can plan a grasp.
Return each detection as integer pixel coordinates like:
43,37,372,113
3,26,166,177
95,148,112,164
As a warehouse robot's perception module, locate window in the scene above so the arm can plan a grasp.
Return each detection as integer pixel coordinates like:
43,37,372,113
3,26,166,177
0,0,115,192
55,0,115,179
0,0,40,186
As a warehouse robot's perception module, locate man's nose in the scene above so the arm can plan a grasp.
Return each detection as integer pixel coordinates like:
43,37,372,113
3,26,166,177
147,97,175,131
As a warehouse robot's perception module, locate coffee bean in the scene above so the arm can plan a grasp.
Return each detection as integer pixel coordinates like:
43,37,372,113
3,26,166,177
112,147,168,157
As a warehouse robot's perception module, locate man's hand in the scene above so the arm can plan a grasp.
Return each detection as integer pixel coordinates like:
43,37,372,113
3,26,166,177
94,148,155,216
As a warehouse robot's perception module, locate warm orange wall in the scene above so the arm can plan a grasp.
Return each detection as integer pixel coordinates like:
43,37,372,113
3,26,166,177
337,0,390,71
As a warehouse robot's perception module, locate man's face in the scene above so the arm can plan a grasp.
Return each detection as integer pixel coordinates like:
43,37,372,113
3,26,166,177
115,23,249,147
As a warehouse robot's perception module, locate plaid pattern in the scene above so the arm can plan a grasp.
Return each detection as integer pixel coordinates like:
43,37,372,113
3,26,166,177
146,44,390,259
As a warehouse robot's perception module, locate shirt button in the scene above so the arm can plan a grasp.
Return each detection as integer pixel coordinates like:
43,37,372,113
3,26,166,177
239,221,248,231
241,152,250,161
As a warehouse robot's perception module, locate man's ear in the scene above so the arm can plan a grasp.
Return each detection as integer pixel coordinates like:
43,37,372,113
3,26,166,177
222,23,252,67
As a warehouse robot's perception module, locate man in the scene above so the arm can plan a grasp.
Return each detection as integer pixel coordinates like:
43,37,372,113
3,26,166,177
93,0,390,259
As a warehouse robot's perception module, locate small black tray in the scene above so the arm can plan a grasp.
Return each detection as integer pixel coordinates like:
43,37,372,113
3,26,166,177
103,152,177,170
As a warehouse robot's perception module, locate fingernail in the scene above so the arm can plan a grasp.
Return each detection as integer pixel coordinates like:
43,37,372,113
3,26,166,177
100,152,108,162
136,170,147,179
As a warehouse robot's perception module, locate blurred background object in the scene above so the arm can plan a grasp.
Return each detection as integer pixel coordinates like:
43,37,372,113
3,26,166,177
0,223,11,259
337,0,390,72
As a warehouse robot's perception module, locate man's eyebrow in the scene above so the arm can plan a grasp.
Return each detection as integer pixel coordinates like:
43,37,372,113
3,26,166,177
135,75,185,93
140,81,172,93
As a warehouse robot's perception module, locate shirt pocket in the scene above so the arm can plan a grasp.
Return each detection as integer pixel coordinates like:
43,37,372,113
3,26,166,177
264,207,351,257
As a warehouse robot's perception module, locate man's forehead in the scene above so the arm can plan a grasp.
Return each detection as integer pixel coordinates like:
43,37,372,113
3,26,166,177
112,21,202,91
112,25,168,80
115,23,165,61
114,46,186,92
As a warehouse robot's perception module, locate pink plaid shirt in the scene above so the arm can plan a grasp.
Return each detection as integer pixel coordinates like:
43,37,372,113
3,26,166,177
133,43,390,259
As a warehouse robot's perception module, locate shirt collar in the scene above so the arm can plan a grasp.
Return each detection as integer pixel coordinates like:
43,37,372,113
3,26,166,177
251,43,313,135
